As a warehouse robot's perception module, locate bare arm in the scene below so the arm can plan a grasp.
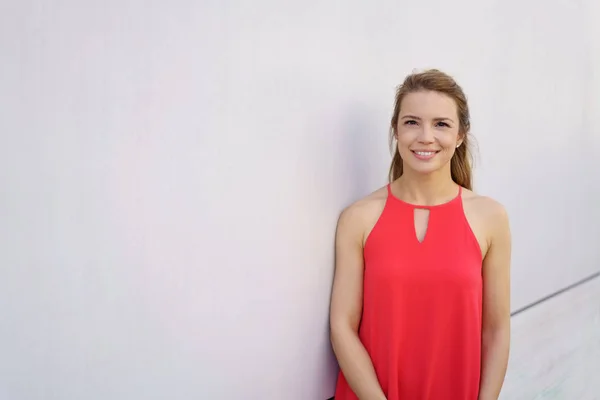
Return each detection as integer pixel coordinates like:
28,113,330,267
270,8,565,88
478,204,512,400
329,205,386,400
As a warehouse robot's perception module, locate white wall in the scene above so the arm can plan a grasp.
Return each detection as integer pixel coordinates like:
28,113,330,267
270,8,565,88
0,1,598,399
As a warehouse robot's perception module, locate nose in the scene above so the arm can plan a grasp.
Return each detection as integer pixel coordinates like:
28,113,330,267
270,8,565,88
418,125,435,143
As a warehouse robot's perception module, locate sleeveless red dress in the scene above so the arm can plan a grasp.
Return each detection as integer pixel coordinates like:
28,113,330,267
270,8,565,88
334,184,483,400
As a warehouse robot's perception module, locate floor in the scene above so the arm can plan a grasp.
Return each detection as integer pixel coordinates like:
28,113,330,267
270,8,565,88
500,275,600,399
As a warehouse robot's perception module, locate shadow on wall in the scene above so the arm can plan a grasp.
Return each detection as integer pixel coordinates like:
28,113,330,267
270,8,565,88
323,105,385,400
341,104,385,202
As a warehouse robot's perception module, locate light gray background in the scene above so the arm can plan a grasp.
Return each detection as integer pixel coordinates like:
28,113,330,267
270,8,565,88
1,0,599,399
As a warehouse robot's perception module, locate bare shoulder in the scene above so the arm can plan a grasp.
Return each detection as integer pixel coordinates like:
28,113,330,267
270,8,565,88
461,188,510,257
462,189,508,223
337,185,389,245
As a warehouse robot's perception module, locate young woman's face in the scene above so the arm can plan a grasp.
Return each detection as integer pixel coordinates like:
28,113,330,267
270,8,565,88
395,90,463,176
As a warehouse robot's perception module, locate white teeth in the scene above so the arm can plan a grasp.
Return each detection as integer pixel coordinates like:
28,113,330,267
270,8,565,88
415,151,435,156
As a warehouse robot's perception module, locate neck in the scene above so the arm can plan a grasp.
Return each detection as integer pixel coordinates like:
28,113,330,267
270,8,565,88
394,168,458,206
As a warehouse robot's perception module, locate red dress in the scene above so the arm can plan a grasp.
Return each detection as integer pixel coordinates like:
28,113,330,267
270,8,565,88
334,184,483,400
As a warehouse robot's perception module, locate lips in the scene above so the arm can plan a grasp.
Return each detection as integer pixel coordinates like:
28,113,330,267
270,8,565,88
411,150,440,160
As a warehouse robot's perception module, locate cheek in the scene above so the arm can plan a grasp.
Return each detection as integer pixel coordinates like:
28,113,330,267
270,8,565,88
440,132,460,149
396,138,414,155
395,131,416,147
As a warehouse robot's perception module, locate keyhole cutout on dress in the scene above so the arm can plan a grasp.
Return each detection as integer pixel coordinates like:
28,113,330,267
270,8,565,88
413,208,431,243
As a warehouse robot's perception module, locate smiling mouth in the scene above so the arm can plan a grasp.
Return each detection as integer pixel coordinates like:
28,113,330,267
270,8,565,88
411,150,440,160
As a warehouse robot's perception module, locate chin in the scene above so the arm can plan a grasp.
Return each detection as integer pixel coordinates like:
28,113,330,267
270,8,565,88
408,165,442,175
402,159,442,174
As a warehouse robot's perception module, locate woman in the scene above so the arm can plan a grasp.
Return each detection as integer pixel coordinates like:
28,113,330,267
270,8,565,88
330,69,511,400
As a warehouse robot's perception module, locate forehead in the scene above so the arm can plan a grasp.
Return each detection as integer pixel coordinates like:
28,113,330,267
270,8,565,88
400,90,457,118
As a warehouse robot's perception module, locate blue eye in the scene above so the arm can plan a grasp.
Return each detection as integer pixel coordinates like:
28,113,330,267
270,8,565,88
436,122,450,128
405,120,418,125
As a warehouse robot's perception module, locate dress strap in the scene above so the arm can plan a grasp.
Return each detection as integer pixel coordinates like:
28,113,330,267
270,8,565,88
387,183,392,197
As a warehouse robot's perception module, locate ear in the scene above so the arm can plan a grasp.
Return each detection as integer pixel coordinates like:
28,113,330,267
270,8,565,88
456,131,467,148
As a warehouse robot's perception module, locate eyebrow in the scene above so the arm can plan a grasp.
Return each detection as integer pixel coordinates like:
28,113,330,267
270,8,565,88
401,115,455,123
